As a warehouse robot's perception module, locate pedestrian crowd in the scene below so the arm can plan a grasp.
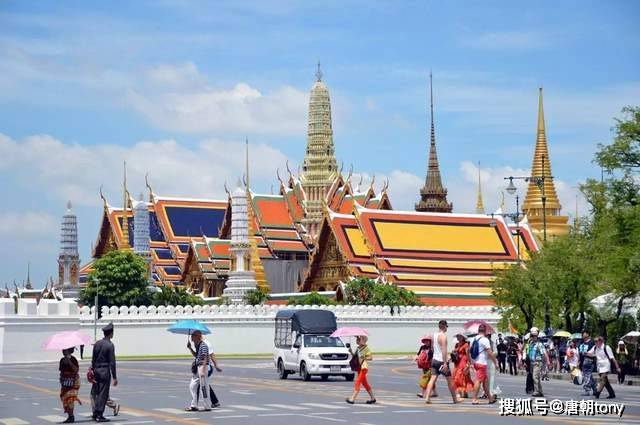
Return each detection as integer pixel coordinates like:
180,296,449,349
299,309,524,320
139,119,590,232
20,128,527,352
53,320,633,422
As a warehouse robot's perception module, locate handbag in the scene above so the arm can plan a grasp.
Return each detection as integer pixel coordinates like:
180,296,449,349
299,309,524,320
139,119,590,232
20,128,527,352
86,367,96,384
349,351,361,372
191,361,197,375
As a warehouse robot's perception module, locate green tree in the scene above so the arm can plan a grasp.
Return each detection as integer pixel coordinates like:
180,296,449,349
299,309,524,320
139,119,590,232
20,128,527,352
343,278,422,308
492,263,541,332
288,291,335,305
244,289,270,306
152,285,203,306
79,250,151,307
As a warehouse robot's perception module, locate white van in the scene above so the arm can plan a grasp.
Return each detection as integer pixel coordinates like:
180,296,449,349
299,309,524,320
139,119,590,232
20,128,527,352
273,309,354,381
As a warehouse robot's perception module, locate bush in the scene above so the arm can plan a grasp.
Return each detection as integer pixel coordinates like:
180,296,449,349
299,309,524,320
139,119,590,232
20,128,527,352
288,291,335,305
244,289,269,306
344,278,422,307
152,285,203,306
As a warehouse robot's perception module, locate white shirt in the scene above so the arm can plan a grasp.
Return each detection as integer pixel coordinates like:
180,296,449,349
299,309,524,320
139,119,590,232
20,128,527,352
472,335,492,365
567,347,579,368
203,339,213,365
432,331,445,362
589,344,614,373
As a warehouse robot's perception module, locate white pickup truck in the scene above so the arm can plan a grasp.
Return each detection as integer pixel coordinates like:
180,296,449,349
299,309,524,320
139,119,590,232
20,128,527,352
273,309,354,381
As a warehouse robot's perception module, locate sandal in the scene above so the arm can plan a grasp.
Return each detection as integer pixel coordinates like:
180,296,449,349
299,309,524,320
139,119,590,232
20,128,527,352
185,406,199,411
416,393,424,398
366,399,377,404
345,398,355,404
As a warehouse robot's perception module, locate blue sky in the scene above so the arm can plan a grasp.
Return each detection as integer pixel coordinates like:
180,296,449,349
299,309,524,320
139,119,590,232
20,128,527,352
1,1,638,286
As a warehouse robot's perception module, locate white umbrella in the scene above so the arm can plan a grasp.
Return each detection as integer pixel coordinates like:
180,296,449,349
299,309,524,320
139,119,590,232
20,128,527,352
623,331,640,344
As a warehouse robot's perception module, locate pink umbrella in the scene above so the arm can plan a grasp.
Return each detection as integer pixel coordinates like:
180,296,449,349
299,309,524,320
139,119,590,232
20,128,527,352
42,331,92,351
420,334,433,343
463,320,495,335
330,327,369,338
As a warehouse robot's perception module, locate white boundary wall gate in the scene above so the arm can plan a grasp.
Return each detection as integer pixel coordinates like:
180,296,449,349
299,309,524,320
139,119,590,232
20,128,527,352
0,299,499,363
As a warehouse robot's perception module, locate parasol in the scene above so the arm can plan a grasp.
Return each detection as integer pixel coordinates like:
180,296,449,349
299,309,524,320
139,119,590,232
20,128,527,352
42,331,92,351
554,331,572,338
330,327,369,338
463,320,495,335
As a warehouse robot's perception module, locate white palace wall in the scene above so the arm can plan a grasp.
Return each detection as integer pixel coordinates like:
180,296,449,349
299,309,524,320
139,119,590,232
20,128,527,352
0,299,499,363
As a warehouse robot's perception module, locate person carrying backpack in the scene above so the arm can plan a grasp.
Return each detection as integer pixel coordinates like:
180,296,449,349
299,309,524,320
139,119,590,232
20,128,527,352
470,324,498,404
527,327,549,397
415,336,437,398
578,331,597,396
589,336,620,399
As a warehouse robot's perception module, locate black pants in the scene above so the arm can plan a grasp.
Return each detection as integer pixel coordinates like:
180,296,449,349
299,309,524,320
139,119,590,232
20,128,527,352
596,373,615,398
197,384,219,405
525,359,533,394
508,356,518,375
498,354,507,373
91,367,111,417
618,363,628,384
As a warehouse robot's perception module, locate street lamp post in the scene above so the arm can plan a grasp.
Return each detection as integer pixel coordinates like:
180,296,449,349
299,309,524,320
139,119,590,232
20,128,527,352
504,154,550,242
93,277,100,342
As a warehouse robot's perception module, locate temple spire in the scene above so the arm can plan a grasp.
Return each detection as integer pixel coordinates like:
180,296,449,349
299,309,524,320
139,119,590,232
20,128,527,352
476,162,485,214
316,60,322,82
415,72,453,213
522,87,568,239
25,262,32,289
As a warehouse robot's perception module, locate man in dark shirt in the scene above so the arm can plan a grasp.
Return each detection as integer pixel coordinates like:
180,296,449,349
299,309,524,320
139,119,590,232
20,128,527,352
496,336,508,374
91,322,118,422
578,331,596,396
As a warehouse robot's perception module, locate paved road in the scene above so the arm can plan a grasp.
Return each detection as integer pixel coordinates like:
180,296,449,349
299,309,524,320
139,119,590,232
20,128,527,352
0,358,637,424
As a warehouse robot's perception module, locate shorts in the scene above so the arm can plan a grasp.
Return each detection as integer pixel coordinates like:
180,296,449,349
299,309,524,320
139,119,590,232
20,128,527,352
431,359,451,377
473,363,488,382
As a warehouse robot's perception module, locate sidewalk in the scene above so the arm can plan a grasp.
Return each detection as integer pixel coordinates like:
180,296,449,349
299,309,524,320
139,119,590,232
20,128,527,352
515,370,639,386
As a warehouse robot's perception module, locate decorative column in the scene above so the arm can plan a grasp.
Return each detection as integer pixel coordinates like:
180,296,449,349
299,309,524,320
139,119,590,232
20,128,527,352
223,183,258,304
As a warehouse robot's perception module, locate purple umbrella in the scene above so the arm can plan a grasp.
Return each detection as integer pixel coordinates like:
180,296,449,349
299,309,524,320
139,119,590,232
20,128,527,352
331,327,369,338
42,331,92,351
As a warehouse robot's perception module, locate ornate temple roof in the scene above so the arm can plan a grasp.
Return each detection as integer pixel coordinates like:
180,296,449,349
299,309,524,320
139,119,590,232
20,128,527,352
304,205,536,306
415,73,453,213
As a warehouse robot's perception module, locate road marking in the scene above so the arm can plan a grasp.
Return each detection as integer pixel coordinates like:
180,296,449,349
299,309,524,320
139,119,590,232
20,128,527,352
301,414,347,423
120,409,151,417
112,422,154,425
301,403,348,409
213,415,250,419
264,404,310,410
351,411,383,414
37,416,67,423
257,413,297,417
210,409,236,414
391,410,424,413
228,404,273,411
153,408,189,415
0,419,30,425
230,390,255,395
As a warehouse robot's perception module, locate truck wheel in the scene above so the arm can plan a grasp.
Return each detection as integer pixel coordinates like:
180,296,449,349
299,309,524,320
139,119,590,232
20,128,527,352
300,362,311,381
277,359,289,380
321,374,329,381
345,374,355,381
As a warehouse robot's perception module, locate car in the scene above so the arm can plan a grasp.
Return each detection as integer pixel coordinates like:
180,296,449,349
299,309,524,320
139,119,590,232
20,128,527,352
273,309,354,381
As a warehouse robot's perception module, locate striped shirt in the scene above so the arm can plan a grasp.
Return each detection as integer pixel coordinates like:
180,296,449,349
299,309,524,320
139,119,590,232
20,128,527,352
196,341,209,366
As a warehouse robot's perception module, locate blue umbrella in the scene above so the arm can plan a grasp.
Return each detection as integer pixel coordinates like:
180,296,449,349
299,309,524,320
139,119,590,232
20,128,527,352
167,319,211,336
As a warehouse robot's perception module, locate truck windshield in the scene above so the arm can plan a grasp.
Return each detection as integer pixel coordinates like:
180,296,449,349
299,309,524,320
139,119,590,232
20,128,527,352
304,335,345,348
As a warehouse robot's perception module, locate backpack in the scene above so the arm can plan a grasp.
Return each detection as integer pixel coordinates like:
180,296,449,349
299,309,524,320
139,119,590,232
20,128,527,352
416,349,432,370
470,336,486,360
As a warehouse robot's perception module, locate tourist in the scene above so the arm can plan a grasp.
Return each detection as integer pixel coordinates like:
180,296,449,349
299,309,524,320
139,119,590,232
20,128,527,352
521,334,534,394
566,340,579,373
507,339,519,375
527,327,549,397
616,341,629,384
557,337,567,373
346,335,376,404
424,320,461,404
496,335,507,374
186,331,211,411
590,336,619,399
470,324,498,404
188,335,223,408
452,334,473,399
91,322,118,423
578,331,597,396
59,347,81,423
415,336,437,398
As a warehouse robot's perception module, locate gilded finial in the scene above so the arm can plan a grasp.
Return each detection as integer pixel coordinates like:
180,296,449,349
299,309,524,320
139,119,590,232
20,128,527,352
339,161,344,175
357,174,364,191
286,160,293,180
99,185,107,209
369,174,376,191
276,169,283,186
316,60,323,82
347,164,353,183
223,181,230,198
476,161,485,214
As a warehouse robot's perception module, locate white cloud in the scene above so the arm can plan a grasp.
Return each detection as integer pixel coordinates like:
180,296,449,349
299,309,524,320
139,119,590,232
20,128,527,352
461,31,549,50
0,133,291,207
127,63,308,135
0,211,57,237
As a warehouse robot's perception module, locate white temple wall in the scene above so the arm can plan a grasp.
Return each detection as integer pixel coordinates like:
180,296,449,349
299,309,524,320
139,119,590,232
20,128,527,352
0,299,499,363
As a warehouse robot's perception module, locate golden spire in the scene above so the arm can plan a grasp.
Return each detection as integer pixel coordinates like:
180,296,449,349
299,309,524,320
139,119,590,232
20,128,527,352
121,161,130,248
476,162,485,214
522,87,568,239
245,139,269,291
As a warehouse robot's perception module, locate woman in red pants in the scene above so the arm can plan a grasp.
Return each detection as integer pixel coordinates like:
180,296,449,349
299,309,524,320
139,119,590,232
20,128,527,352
346,335,376,404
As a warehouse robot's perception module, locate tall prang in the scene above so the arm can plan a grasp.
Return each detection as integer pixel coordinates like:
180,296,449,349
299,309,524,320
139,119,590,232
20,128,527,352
415,73,453,213
133,193,153,284
300,62,338,239
58,201,80,296
522,88,569,240
476,162,485,214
